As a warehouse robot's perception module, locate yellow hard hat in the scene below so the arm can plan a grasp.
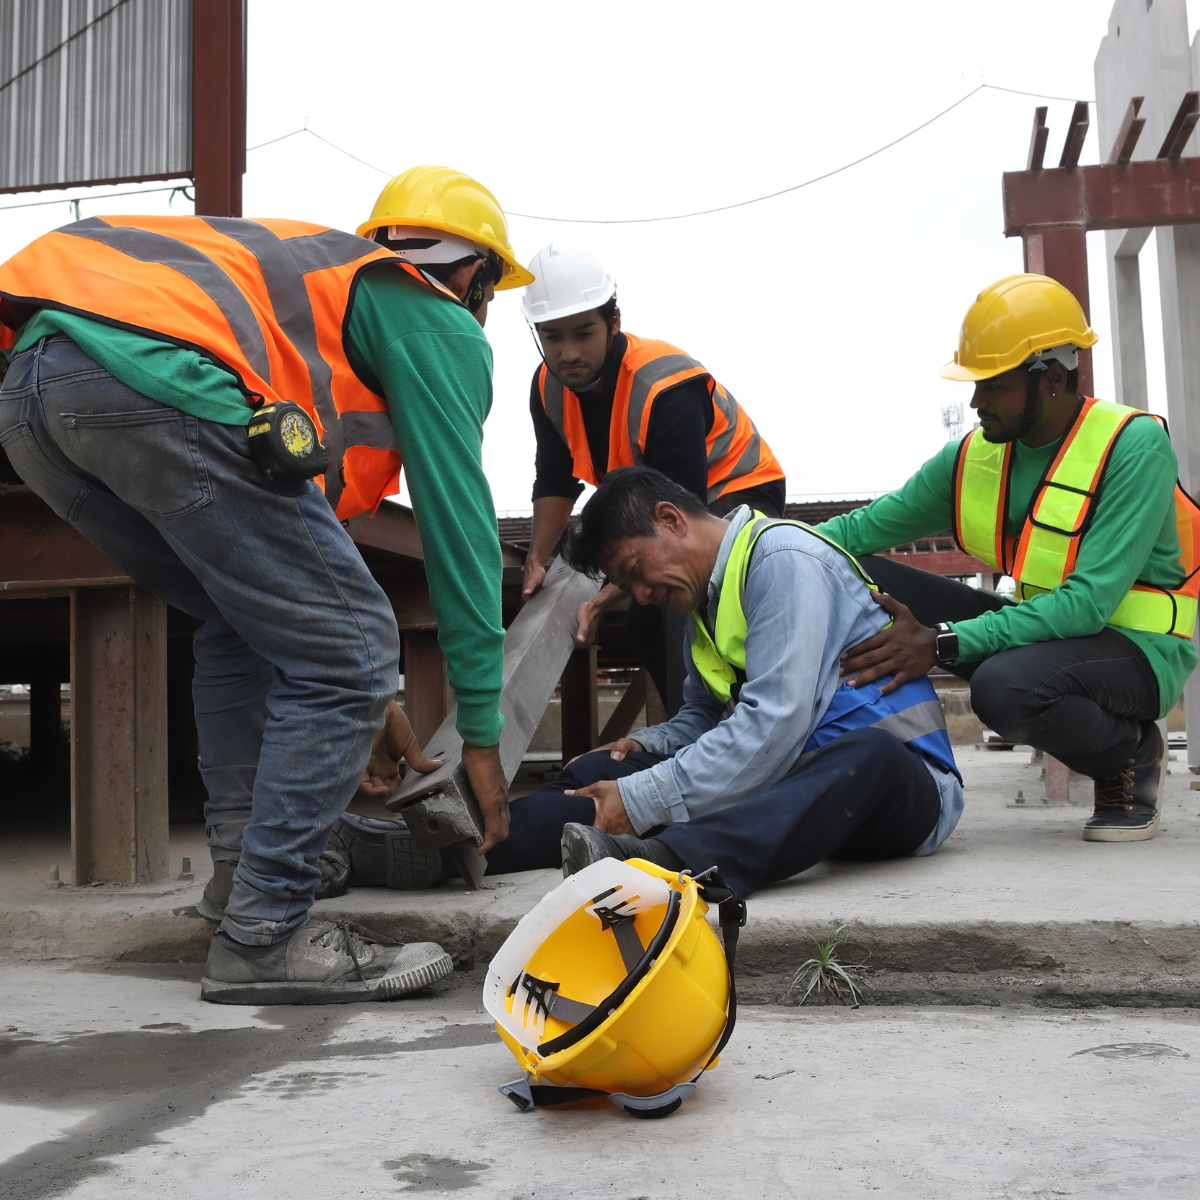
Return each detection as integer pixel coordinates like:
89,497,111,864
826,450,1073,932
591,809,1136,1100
484,858,735,1117
357,165,534,290
940,273,1098,381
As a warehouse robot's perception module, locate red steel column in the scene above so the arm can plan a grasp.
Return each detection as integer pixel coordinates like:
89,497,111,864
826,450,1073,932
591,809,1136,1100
192,0,245,217
70,586,169,884
560,646,599,763
1023,224,1093,396
403,632,451,750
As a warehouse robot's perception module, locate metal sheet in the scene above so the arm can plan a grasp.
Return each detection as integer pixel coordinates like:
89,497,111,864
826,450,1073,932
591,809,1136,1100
0,0,192,194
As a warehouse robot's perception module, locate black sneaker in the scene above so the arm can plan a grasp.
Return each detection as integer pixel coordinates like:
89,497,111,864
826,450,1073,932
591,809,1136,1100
200,918,453,1005
326,812,449,890
1083,723,1165,843
560,823,683,878
195,850,350,922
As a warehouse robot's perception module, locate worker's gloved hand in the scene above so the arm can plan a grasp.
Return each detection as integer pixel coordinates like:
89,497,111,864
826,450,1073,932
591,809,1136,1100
462,741,510,852
521,560,547,605
565,779,634,836
839,592,938,695
358,700,443,802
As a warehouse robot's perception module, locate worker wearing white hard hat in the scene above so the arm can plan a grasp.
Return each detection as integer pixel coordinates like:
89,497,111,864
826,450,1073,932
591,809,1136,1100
516,242,786,715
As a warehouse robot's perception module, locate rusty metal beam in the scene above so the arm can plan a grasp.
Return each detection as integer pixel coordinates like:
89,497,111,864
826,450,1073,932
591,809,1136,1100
1058,101,1090,169
1157,91,1200,161
345,503,425,562
1027,106,1049,171
1108,96,1145,165
1003,156,1200,235
403,631,451,749
598,670,648,745
560,646,599,764
388,557,600,886
191,0,245,217
70,586,168,884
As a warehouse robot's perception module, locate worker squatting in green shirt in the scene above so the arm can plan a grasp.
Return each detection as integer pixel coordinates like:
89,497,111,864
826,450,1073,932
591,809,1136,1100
4,266,505,747
815,417,1197,720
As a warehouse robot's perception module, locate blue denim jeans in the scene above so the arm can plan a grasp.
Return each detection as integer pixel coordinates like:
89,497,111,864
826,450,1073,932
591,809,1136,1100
0,336,400,945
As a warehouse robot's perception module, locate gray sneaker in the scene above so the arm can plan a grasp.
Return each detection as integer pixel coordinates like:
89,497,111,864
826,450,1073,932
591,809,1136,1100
195,851,351,923
196,859,237,923
200,918,453,1005
560,823,683,878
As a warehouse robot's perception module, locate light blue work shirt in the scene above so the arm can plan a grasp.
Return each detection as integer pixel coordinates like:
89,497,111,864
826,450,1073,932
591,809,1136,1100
618,507,964,855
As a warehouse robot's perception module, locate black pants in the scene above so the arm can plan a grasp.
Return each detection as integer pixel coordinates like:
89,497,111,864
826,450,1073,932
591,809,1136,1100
625,485,784,717
859,556,1161,779
486,730,941,898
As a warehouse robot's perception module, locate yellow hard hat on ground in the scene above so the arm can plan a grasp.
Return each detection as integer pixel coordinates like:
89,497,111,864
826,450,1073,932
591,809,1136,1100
357,165,534,290
483,858,745,1118
940,274,1098,381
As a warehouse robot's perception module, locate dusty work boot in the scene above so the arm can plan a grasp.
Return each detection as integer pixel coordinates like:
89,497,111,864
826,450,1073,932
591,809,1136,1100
200,918,454,1005
196,851,350,922
196,859,238,923
326,812,449,890
560,823,683,878
1083,723,1165,843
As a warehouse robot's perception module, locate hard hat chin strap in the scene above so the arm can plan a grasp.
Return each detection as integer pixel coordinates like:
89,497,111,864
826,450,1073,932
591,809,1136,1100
1016,361,1047,441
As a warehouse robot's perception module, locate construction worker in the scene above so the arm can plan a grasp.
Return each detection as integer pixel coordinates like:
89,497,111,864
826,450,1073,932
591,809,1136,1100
815,274,1200,844
484,465,964,890
518,244,785,716
0,166,532,1002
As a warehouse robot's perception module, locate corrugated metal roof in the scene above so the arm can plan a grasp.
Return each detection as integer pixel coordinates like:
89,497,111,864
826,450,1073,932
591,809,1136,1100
0,0,191,194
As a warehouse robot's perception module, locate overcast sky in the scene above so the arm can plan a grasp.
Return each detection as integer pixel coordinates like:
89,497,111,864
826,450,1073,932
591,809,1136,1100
5,1,1200,512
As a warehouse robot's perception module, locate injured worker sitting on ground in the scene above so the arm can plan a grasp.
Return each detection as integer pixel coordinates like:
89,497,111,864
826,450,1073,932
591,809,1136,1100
483,466,964,898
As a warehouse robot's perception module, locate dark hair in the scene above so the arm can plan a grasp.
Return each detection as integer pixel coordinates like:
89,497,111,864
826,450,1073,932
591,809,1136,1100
563,466,709,579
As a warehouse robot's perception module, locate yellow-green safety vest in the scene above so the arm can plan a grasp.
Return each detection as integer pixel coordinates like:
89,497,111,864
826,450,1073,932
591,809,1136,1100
952,397,1200,640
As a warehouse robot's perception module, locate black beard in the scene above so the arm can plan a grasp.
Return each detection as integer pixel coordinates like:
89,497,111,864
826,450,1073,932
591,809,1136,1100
980,425,1020,444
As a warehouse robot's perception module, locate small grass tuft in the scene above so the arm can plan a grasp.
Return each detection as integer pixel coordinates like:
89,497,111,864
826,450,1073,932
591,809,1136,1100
787,925,871,1008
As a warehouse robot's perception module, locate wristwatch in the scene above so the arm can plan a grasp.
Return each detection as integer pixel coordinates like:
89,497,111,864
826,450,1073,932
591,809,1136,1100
934,622,959,668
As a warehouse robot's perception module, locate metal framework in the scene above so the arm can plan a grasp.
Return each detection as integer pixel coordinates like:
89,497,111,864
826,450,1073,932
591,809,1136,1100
1002,91,1200,397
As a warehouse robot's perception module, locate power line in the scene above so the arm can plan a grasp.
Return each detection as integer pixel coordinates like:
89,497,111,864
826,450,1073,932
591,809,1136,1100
0,0,134,97
253,82,1093,226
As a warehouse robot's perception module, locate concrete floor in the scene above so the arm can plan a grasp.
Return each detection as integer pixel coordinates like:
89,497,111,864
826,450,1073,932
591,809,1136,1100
2,963,1199,1199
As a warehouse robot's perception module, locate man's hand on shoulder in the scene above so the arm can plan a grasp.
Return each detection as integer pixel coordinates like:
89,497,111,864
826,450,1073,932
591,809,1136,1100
565,779,634,836
462,741,510,853
839,592,937,694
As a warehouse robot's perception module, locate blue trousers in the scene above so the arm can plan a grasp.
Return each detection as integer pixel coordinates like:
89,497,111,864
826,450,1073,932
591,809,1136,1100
0,336,399,945
487,728,941,898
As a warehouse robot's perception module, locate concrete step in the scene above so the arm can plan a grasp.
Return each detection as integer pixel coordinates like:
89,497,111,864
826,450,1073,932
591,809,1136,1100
2,747,1198,1006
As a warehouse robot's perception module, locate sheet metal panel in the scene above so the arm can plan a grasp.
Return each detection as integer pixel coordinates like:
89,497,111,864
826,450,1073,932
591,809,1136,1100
0,0,191,194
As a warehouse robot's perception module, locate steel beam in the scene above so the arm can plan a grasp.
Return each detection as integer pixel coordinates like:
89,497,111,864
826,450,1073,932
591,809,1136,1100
403,631,452,749
70,586,169,884
1023,224,1094,395
560,646,599,764
1107,96,1146,164
1027,106,1049,171
1058,101,1090,169
1003,156,1200,235
388,557,600,886
598,670,648,744
191,0,245,217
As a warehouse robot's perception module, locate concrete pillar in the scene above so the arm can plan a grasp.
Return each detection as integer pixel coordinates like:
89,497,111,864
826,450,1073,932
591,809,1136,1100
1096,0,1200,768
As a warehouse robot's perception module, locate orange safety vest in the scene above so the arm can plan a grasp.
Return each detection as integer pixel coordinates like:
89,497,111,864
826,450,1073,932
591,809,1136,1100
952,396,1200,639
0,214,462,520
536,333,783,503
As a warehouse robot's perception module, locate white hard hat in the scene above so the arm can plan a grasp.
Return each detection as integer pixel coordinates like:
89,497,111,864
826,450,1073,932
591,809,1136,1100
520,243,616,326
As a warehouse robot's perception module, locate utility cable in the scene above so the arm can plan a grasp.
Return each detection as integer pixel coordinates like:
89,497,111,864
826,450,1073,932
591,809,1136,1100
0,0,134,97
0,81,1094,222
0,183,192,214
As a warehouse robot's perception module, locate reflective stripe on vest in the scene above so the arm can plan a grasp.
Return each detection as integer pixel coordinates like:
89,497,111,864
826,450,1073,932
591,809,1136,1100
0,215,461,520
689,516,960,781
537,333,784,503
952,397,1200,639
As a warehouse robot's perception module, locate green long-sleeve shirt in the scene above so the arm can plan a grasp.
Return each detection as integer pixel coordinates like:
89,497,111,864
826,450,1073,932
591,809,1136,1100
6,265,505,745
814,417,1197,718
